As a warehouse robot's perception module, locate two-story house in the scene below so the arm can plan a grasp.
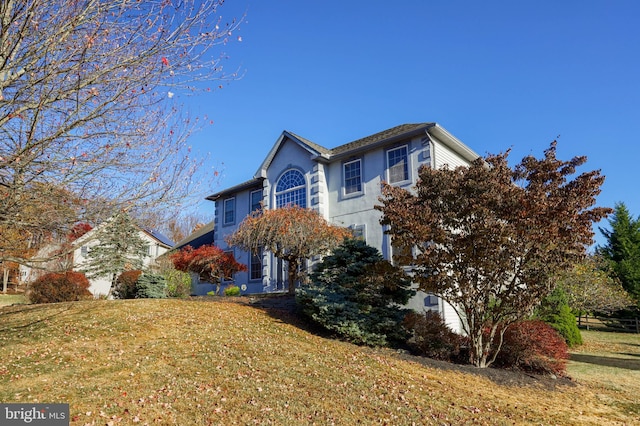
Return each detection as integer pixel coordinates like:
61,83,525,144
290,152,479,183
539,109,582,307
205,122,480,332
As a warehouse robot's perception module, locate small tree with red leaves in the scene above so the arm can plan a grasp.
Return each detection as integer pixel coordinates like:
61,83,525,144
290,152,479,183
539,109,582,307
171,245,246,290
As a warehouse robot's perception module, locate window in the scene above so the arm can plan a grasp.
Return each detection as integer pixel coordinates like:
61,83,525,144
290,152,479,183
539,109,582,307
351,224,366,242
275,169,306,208
250,248,263,281
343,159,362,195
81,246,88,257
250,189,263,213
387,145,409,184
223,198,235,225
391,238,412,266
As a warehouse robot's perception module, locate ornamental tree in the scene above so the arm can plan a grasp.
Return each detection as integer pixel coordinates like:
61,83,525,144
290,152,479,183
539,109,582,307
556,255,634,314
377,141,611,368
0,0,242,266
226,205,351,294
170,244,246,287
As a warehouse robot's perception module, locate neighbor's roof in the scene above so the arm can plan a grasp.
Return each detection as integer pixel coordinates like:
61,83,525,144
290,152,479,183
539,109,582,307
172,220,215,250
142,228,174,248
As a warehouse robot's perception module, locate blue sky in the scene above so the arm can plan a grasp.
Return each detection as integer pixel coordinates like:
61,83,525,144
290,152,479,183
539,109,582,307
180,1,640,247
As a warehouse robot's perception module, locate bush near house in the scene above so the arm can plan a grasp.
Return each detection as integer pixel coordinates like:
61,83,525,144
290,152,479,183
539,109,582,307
113,270,142,299
403,311,465,362
28,271,92,304
224,285,241,296
114,270,167,299
491,320,569,376
297,239,415,347
164,268,192,298
134,273,167,299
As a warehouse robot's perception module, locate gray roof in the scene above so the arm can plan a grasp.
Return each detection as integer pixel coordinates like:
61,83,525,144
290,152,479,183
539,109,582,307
329,123,435,157
142,228,174,248
207,177,264,201
208,122,477,200
172,220,215,250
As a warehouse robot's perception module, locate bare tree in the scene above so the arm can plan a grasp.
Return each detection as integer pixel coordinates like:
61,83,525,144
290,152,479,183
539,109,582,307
0,0,242,265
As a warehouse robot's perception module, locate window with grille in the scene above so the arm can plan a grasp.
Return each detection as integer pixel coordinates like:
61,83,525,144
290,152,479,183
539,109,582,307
223,198,235,225
250,248,263,281
387,145,409,184
275,169,307,208
343,159,362,195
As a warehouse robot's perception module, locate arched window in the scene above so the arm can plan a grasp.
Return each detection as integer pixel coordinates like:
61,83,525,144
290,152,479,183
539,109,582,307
275,169,307,208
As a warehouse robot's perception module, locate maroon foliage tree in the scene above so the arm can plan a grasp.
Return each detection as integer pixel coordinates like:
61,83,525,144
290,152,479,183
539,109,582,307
378,141,611,368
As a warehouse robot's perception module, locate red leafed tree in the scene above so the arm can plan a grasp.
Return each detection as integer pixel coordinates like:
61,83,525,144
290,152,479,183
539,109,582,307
378,141,611,368
171,245,246,286
226,205,351,294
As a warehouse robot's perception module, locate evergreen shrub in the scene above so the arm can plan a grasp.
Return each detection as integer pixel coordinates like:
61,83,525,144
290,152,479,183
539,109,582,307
536,286,583,346
296,238,415,347
28,271,92,304
135,273,167,299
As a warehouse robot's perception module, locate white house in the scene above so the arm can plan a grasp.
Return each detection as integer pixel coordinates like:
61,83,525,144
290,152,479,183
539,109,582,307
73,224,174,297
205,122,480,333
21,223,174,298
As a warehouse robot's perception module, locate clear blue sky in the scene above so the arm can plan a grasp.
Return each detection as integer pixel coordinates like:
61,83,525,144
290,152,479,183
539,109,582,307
181,0,640,247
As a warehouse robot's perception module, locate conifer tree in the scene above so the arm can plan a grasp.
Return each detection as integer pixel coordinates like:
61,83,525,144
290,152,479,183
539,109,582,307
82,212,149,295
598,202,640,302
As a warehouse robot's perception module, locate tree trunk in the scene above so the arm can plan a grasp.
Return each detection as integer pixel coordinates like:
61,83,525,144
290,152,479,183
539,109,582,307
287,258,298,295
2,266,9,294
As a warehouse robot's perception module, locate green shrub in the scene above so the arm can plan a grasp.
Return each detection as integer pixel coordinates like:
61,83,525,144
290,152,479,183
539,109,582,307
28,271,92,304
113,270,142,299
224,285,241,296
403,311,464,361
135,273,167,299
297,238,415,347
492,320,569,376
536,286,583,346
164,268,192,298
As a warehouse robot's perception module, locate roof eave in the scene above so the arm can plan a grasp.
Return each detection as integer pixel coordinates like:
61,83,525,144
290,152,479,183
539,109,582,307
429,124,480,162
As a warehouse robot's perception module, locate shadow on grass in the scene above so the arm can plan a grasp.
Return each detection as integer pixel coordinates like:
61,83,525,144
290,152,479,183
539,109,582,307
570,353,640,371
243,294,575,390
0,301,98,333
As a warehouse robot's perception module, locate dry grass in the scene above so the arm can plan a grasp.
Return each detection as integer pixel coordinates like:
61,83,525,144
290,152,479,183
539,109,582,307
0,298,637,425
0,294,26,307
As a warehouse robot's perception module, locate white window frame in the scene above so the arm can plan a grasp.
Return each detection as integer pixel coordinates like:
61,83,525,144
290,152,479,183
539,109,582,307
386,145,410,185
250,189,263,213
223,197,235,225
249,248,263,281
343,158,363,196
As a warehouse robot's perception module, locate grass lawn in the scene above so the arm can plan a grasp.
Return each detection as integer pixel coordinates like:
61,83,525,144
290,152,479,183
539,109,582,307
0,293,26,307
0,298,638,425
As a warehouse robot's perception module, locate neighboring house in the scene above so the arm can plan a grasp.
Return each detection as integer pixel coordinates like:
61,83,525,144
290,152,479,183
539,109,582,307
206,122,480,333
73,224,174,297
21,223,174,298
172,221,215,251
